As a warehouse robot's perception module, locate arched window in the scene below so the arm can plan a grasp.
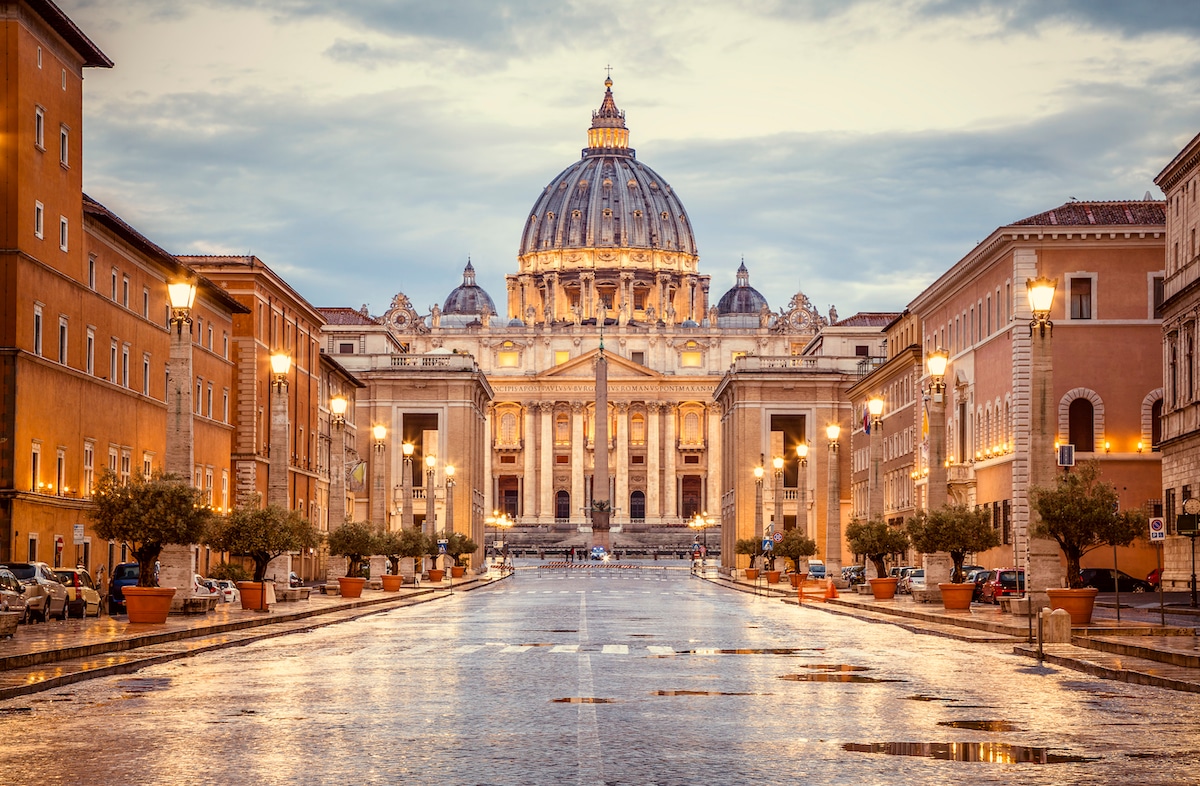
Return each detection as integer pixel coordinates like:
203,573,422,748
1068,398,1095,452
500,412,517,444
555,491,571,520
683,412,700,443
1152,398,1163,449
555,413,569,445
631,413,646,445
629,490,646,520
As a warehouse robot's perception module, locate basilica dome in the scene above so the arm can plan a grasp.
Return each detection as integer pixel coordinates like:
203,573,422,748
716,262,769,327
442,260,496,317
518,78,697,259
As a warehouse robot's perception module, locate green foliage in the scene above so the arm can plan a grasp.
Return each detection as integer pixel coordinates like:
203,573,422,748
208,562,251,583
326,521,381,578
1031,461,1146,588
906,504,1000,583
845,516,910,577
734,538,761,557
441,530,479,566
90,470,212,587
774,529,818,571
204,501,320,582
377,527,427,573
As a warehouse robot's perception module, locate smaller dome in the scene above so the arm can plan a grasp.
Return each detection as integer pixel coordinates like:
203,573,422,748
442,260,496,316
508,317,525,327
716,261,769,315
680,318,699,328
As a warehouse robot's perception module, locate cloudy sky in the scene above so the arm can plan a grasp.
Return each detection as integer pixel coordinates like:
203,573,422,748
65,0,1200,319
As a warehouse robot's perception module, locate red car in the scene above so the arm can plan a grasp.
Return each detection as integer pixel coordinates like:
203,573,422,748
980,568,1025,604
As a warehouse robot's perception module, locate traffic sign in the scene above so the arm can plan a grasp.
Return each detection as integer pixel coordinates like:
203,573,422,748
73,523,85,545
1149,517,1165,542
761,538,773,552
772,531,784,543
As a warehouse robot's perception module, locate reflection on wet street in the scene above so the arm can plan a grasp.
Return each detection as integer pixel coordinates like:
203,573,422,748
1,565,1197,785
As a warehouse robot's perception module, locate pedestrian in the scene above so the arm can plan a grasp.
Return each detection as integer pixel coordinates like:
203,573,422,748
153,559,160,587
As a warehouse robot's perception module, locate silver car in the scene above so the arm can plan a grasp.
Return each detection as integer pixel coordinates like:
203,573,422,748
0,562,69,622
0,567,28,622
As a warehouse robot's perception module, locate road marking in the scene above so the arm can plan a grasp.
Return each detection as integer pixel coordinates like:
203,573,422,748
647,646,675,655
551,644,579,653
601,644,628,654
500,645,533,654
577,596,605,784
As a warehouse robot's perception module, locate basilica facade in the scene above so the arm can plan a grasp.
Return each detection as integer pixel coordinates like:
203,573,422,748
322,79,876,563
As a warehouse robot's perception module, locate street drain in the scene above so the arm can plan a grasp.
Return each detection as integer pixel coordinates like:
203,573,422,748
651,690,763,697
779,674,905,683
552,697,616,704
938,720,1021,732
799,664,871,672
843,742,1095,764
905,695,959,702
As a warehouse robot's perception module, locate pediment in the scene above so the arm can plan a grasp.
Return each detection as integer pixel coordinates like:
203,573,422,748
540,348,661,380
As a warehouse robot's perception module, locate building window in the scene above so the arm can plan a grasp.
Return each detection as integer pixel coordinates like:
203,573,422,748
1069,276,1093,320
34,107,44,149
631,351,645,365
30,443,40,491
87,256,96,289
143,453,153,479
1152,274,1165,320
121,276,129,307
631,414,646,445
83,442,95,498
59,216,68,251
1068,398,1095,452
555,491,571,520
33,304,43,357
223,390,229,422
143,355,151,395
207,325,213,349
143,287,150,318
109,342,118,383
121,346,129,388
120,450,131,484
555,351,569,365
681,351,701,367
221,470,229,511
630,490,646,520
60,125,69,167
195,379,202,414
555,413,570,445
498,350,519,367
111,269,118,300
58,317,68,364
36,46,41,68
206,384,213,418
500,412,517,444
222,333,229,358
86,329,94,375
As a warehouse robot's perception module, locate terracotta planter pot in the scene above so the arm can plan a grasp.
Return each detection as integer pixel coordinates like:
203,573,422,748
451,566,466,579
338,576,366,598
1047,587,1099,625
766,570,782,584
380,575,403,592
237,581,268,610
789,572,809,588
428,569,445,582
744,569,759,581
938,582,975,611
868,577,899,600
123,586,176,624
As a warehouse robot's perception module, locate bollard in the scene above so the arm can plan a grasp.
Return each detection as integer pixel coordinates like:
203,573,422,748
1039,607,1072,644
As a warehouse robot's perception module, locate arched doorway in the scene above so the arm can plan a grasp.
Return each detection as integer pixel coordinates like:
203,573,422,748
555,490,571,521
629,490,646,521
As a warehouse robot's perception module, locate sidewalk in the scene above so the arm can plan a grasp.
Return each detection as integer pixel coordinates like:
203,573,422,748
707,571,1200,694
0,574,502,700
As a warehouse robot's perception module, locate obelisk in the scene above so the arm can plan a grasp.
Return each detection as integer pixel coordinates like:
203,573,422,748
591,308,611,551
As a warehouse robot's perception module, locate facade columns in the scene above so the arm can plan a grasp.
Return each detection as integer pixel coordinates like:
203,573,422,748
522,402,537,521
827,430,843,575
539,402,555,523
482,404,493,517
646,403,661,520
615,403,629,526
663,404,677,521
706,404,721,515
571,402,585,525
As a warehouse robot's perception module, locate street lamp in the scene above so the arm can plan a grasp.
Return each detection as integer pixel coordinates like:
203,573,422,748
796,443,809,539
1026,273,1060,624
444,464,456,534
485,509,513,567
401,442,415,529
926,348,949,510
267,352,291,511
425,453,437,537
1027,275,1057,337
753,457,765,540
689,511,715,562
867,396,885,520
826,422,842,576
330,395,348,428
163,280,198,606
772,455,784,537
371,424,387,528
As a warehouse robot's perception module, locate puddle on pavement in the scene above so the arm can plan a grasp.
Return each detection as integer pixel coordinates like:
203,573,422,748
117,677,172,694
938,720,1021,732
799,664,870,672
651,690,766,697
520,643,556,647
683,648,813,655
844,742,1095,764
551,697,616,704
1127,750,1200,760
0,707,32,714
780,673,905,683
543,630,577,633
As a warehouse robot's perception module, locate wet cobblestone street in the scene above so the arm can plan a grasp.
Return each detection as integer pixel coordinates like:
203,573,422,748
3,566,1198,785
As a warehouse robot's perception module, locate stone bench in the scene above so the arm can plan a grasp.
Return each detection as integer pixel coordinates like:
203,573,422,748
276,587,312,602
910,589,935,604
322,583,340,596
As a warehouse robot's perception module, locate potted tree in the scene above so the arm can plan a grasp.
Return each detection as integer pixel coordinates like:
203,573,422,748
377,528,426,591
443,531,479,578
204,500,319,610
425,533,446,582
906,504,999,610
326,521,380,598
775,529,818,588
90,470,211,623
735,538,762,581
845,516,910,600
1031,461,1145,624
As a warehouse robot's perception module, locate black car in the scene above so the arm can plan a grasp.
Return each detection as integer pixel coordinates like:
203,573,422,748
1079,568,1153,593
108,562,140,614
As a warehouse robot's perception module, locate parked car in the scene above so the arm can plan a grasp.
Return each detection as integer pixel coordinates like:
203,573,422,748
842,565,866,585
895,566,918,593
954,564,986,582
214,580,241,604
194,575,221,600
888,565,915,581
590,546,608,561
980,568,1025,604
0,567,29,622
902,568,926,594
1079,568,1153,593
1147,567,1162,589
108,562,140,615
807,559,827,581
966,568,992,601
0,561,69,622
53,567,101,618
288,571,303,588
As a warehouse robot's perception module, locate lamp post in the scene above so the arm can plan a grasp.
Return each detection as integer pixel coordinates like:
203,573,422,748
689,511,715,568
444,464,456,534
163,280,198,607
1026,274,1059,616
401,442,415,530
926,349,949,511
265,351,292,592
867,396,885,521
371,424,387,528
796,443,809,539
826,423,842,576
753,457,765,541
325,394,348,585
485,509,513,570
772,455,784,535
425,453,437,537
